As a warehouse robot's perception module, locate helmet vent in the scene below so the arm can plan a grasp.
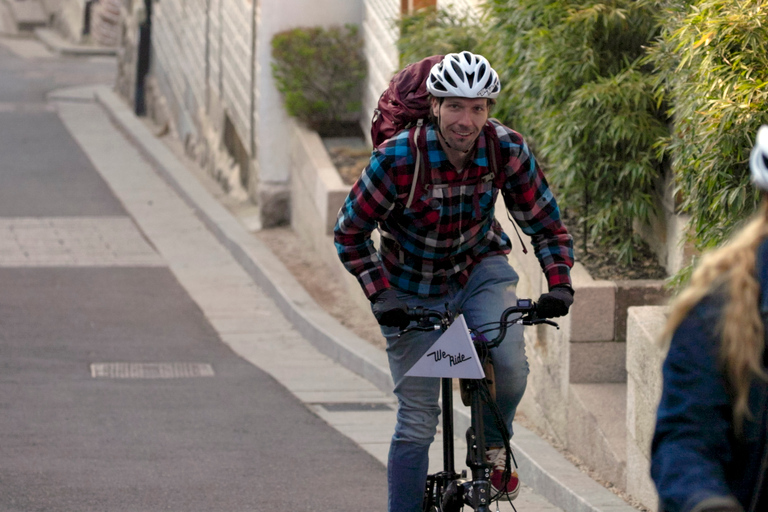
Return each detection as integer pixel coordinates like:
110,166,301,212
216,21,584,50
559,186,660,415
445,72,458,88
450,60,463,77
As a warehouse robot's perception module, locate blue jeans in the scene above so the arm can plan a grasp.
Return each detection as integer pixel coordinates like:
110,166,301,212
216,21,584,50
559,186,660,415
378,256,529,512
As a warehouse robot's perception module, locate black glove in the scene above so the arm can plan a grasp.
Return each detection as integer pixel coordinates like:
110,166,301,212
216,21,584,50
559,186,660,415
371,289,410,330
536,285,574,319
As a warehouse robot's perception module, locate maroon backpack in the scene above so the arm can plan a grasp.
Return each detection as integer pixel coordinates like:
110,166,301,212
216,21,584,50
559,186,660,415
370,55,444,148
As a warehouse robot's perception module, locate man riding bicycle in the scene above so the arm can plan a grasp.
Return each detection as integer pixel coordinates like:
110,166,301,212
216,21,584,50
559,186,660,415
334,51,574,512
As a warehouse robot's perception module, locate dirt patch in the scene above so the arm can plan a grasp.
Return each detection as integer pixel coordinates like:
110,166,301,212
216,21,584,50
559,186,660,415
571,233,668,281
254,227,385,350
328,145,371,185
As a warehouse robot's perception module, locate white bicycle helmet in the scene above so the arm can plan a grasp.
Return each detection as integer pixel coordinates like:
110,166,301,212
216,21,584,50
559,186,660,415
426,51,501,99
750,125,768,190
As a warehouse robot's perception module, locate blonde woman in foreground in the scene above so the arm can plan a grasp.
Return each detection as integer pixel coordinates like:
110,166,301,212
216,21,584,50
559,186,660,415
651,126,768,512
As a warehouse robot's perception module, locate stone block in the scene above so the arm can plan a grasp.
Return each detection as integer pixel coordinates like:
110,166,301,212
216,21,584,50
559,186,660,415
626,431,659,511
628,375,658,460
570,263,616,342
570,341,626,383
257,181,289,228
615,280,670,341
567,383,627,488
8,0,47,30
625,305,667,511
289,120,349,236
626,306,667,414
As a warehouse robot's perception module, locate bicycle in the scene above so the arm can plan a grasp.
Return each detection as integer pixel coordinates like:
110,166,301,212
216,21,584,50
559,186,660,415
401,299,559,512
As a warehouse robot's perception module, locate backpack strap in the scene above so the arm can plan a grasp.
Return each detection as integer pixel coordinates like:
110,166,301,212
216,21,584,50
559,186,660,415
486,120,529,255
405,119,426,209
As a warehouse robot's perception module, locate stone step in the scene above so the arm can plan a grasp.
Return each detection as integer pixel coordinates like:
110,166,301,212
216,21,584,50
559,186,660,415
4,0,48,31
568,383,628,488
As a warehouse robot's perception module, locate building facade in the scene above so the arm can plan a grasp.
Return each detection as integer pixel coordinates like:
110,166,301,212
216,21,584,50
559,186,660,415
110,0,478,226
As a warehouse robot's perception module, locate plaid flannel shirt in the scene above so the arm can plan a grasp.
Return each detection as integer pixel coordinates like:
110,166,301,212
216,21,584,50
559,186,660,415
334,120,573,299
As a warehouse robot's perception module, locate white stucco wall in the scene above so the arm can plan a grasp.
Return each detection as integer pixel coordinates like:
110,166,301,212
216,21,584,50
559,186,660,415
56,0,88,42
361,0,399,142
254,1,363,185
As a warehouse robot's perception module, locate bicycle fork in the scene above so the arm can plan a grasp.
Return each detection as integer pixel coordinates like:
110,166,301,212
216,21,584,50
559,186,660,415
423,378,493,512
423,378,463,512
464,378,493,512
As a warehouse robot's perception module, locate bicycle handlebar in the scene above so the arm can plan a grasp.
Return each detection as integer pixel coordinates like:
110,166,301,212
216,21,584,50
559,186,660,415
401,299,559,346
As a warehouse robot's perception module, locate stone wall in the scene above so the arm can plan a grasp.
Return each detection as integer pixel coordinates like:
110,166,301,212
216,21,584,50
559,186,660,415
55,0,88,41
626,306,667,509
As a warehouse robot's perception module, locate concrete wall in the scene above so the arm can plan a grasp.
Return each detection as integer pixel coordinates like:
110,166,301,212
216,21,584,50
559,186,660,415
626,306,667,509
361,0,400,144
254,1,363,223
286,118,378,322
55,0,87,41
636,170,696,276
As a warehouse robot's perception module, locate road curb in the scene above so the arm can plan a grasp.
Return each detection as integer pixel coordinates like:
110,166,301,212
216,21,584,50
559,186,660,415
83,85,637,512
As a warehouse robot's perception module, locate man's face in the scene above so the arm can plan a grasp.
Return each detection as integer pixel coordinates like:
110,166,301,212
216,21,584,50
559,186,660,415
431,97,489,154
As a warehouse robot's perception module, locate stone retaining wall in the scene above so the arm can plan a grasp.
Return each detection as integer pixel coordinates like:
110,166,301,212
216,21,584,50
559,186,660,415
626,306,667,509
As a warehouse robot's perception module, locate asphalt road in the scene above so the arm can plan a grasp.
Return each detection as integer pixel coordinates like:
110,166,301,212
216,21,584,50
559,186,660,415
0,34,386,512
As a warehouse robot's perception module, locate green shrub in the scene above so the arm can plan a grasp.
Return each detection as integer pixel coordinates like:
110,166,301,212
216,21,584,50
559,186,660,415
271,25,366,135
483,0,667,264
647,0,768,253
397,8,482,67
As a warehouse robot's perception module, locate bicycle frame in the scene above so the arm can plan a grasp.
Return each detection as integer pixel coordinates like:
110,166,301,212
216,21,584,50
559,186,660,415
423,356,493,512
412,299,559,512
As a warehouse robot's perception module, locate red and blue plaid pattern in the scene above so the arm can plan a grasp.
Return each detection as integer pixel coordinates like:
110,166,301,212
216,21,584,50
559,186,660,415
334,120,573,299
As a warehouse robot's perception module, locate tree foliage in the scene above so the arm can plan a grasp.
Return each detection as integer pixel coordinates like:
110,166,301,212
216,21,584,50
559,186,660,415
484,1,667,263
271,25,366,134
396,1,768,275
396,7,482,67
647,0,768,251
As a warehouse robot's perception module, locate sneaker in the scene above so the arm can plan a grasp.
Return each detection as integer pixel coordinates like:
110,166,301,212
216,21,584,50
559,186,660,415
486,446,520,500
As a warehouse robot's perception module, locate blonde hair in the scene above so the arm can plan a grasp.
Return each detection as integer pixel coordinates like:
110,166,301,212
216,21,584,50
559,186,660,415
663,200,768,432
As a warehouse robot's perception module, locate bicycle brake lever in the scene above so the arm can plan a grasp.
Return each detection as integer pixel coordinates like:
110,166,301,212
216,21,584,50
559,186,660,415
397,322,440,337
521,317,559,329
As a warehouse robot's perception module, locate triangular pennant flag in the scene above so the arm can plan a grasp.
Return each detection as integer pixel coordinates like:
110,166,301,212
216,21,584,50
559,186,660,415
405,314,485,379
